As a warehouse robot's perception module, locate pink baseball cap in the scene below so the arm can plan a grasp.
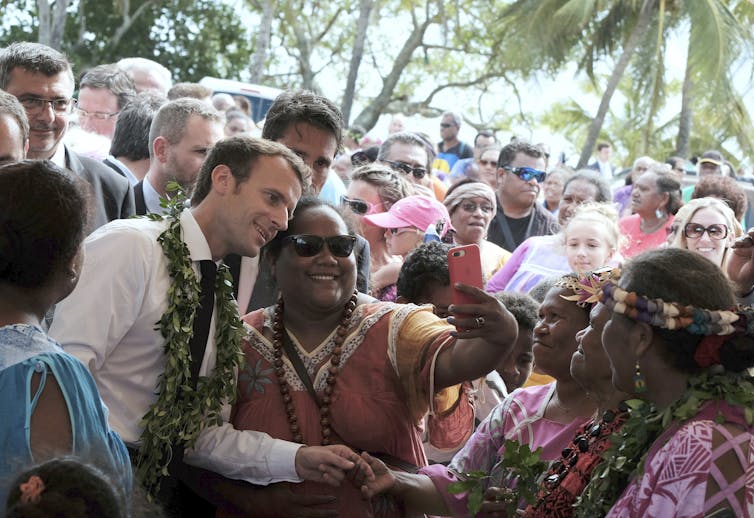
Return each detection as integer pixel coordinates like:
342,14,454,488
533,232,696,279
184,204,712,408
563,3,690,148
363,195,454,238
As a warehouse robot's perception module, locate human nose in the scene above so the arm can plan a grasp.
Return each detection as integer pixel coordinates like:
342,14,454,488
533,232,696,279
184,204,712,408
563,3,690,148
533,318,547,336
273,207,289,232
34,102,56,123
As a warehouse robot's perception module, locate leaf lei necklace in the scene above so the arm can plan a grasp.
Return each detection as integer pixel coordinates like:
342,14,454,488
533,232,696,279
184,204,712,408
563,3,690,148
575,369,754,517
136,187,244,497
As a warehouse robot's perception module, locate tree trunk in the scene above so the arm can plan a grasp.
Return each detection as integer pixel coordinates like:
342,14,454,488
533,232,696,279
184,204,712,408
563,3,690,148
341,0,374,125
675,39,693,158
250,0,274,83
577,0,657,168
352,16,433,131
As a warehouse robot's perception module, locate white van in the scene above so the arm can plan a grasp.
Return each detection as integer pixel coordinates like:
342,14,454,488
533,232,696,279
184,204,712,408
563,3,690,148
199,77,283,123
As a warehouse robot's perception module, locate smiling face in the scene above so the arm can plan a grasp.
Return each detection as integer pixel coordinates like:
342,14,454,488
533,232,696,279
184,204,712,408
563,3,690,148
631,172,667,218
532,287,589,380
4,68,74,159
497,152,545,211
276,122,338,194
680,207,733,267
215,155,302,259
564,219,615,273
274,205,357,315
450,196,495,245
571,302,613,393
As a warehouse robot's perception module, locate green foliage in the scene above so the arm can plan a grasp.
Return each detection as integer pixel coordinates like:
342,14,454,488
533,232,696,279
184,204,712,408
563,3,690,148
448,439,546,517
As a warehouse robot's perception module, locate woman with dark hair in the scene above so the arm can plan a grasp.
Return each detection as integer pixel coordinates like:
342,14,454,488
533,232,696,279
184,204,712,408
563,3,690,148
225,196,518,517
618,165,682,257
576,248,754,516
0,161,131,507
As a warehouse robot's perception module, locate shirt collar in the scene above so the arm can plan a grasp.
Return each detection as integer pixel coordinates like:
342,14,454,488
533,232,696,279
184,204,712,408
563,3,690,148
180,209,214,263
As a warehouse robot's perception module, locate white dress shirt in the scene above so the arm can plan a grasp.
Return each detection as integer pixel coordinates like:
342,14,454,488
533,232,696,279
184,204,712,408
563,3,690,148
50,209,302,484
142,176,167,215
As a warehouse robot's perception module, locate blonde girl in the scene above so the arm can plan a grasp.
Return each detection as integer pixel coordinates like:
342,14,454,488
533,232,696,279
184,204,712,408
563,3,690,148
561,203,623,273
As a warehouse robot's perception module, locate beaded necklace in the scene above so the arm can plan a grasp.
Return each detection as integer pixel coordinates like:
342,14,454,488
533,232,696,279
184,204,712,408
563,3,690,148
271,291,358,445
526,403,629,517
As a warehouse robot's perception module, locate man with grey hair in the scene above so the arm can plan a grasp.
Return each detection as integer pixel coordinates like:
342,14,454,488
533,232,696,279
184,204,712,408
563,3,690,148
378,131,445,199
135,98,224,214
0,41,134,228
117,57,172,96
76,63,136,139
0,90,29,165
437,110,472,170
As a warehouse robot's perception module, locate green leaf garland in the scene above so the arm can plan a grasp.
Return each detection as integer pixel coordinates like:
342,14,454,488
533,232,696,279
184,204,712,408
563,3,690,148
575,369,754,517
135,184,244,497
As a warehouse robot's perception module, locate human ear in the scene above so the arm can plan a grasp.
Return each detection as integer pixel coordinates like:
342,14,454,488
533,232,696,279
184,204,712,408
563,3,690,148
153,136,169,163
210,165,234,195
632,321,655,358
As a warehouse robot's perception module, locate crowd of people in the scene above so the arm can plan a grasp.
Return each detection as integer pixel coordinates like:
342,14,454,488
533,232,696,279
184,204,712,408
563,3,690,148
1,40,754,517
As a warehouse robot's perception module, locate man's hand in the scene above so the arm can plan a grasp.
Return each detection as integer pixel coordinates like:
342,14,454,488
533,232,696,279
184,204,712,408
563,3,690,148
728,230,754,295
295,444,361,487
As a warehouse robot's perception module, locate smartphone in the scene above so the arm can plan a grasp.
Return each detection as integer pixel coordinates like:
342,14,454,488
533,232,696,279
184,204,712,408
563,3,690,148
448,244,484,308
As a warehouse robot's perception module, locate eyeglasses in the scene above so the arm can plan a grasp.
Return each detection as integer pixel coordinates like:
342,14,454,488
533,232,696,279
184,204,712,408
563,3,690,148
683,223,729,240
460,201,494,214
341,195,379,215
17,96,74,114
503,166,546,183
383,160,426,180
75,105,120,120
283,234,357,257
478,159,497,167
440,123,455,128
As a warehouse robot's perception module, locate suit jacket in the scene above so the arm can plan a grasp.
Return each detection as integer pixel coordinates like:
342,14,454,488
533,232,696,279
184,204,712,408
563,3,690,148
226,235,371,314
65,146,135,229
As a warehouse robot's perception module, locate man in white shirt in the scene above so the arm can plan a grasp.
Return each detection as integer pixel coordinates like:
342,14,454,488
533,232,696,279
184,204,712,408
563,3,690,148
588,141,615,181
50,137,362,516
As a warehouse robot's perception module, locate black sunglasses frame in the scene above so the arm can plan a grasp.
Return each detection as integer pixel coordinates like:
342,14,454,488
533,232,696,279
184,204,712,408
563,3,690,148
282,234,357,257
383,160,427,180
682,223,729,241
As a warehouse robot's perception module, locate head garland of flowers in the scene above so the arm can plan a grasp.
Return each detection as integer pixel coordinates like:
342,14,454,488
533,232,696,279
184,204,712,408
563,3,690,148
561,267,754,369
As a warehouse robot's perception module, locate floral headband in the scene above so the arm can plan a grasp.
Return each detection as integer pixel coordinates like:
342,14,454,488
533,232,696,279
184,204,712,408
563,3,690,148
559,268,754,368
19,475,45,504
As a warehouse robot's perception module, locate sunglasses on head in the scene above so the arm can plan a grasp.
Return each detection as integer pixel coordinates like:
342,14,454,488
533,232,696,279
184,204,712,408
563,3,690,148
283,234,357,257
341,195,378,215
383,160,427,180
351,150,371,166
503,166,546,183
683,223,728,240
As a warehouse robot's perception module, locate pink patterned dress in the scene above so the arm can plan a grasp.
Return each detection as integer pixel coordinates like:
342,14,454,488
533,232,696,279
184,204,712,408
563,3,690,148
224,302,471,518
422,383,587,517
608,400,754,517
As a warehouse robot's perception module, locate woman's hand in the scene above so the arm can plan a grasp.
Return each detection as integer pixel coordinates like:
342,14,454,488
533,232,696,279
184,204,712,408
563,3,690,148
356,452,396,499
728,229,754,295
447,283,517,343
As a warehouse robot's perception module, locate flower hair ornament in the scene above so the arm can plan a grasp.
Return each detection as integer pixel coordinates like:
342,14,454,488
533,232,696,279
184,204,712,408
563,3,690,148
19,475,45,504
562,268,754,368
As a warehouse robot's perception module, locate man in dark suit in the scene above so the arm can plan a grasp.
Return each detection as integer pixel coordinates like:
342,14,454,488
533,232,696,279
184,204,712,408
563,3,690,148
0,42,134,228
587,141,616,182
132,98,224,215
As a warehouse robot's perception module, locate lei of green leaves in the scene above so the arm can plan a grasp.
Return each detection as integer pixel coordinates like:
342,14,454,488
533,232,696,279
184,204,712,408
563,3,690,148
575,369,754,517
136,183,244,498
448,439,546,517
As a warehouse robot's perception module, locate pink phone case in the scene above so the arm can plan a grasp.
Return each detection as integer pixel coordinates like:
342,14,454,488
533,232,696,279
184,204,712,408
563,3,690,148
448,244,483,308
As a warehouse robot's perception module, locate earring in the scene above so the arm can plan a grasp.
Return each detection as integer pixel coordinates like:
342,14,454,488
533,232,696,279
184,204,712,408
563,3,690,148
633,361,647,393
654,208,663,219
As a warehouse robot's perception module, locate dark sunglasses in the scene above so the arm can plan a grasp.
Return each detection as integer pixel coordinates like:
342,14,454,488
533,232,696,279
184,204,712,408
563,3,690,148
341,195,377,215
478,159,497,167
440,122,454,128
283,234,357,257
683,223,728,240
383,160,427,180
351,150,371,166
503,166,546,183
